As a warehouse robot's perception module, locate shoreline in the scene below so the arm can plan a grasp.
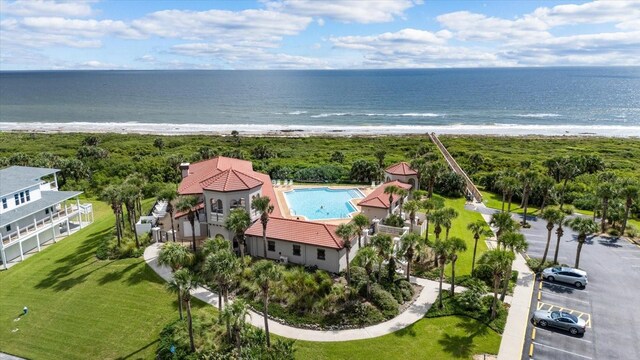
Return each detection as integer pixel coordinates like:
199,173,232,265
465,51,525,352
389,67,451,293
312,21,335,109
1,122,639,138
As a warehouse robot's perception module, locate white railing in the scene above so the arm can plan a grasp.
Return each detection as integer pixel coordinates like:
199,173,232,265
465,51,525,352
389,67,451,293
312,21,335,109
2,206,78,245
377,224,408,237
209,213,226,223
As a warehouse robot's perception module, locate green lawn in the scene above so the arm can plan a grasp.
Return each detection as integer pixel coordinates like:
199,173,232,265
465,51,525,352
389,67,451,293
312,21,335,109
295,315,501,360
441,196,490,277
0,200,188,360
480,188,540,216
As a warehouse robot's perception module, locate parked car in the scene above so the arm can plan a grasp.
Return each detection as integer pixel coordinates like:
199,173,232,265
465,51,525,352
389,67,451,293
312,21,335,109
532,310,587,335
542,266,588,288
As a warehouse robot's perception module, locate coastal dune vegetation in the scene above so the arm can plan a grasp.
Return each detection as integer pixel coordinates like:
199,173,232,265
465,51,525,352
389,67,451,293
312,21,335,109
1,132,639,360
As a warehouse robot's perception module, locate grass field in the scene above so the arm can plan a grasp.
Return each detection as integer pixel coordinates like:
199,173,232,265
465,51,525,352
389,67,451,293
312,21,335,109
0,200,196,360
295,315,501,360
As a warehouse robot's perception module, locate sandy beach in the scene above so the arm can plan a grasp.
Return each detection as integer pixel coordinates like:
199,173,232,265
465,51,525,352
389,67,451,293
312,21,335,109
2,122,639,137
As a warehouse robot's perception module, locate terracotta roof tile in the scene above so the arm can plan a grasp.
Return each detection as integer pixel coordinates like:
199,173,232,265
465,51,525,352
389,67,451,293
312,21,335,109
201,169,262,192
178,156,255,194
385,162,417,176
358,180,412,209
245,217,344,249
174,202,204,219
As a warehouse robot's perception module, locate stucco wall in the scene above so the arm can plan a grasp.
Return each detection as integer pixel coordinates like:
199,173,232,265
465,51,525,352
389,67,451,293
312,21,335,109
360,207,389,223
246,235,357,273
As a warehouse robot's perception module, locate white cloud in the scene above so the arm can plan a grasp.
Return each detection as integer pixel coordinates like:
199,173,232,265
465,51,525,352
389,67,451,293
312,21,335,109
266,0,419,23
532,1,640,27
0,0,94,17
436,11,550,42
131,9,311,44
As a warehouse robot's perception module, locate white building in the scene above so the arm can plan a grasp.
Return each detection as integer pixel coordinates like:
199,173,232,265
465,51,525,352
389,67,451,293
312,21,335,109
0,166,94,269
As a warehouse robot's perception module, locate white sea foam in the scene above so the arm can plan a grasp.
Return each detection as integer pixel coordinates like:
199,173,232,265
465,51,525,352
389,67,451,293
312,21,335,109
2,122,638,137
514,113,562,118
287,111,307,115
312,112,443,118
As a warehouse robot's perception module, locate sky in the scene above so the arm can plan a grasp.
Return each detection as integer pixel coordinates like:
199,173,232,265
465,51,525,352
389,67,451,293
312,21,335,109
0,0,639,70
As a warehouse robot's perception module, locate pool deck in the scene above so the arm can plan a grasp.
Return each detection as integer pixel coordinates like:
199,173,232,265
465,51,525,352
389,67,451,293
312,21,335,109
273,184,375,225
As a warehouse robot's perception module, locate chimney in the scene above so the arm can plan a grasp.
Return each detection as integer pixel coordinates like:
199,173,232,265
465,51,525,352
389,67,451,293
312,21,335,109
179,163,190,178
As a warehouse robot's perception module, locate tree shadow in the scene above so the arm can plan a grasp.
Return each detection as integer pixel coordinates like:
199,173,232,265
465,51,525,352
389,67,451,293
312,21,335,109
393,322,417,338
115,339,159,360
438,333,474,358
97,262,139,285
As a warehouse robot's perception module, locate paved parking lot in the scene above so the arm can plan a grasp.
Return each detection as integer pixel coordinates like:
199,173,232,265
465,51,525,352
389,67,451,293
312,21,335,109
517,213,640,360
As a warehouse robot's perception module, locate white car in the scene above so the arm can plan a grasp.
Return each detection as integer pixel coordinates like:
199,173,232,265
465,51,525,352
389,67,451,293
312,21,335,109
542,266,588,288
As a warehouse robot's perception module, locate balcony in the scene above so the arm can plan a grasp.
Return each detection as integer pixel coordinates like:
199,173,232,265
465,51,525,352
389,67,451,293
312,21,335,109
209,213,226,224
2,205,79,246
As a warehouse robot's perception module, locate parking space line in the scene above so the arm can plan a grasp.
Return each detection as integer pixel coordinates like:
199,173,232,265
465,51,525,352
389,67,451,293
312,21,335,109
536,301,591,328
532,328,536,340
532,342,593,359
542,281,589,293
529,343,534,357
541,291,590,304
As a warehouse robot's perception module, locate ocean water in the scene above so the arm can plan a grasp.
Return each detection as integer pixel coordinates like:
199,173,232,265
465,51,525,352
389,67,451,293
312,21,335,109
1,67,639,136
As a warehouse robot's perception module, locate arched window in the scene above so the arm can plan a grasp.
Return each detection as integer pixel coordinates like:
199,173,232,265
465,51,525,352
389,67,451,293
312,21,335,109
230,198,244,210
408,178,416,189
211,199,223,214
386,176,392,183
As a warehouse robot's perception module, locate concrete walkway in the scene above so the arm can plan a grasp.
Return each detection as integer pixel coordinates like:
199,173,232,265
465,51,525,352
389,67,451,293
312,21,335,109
472,202,536,360
145,242,454,342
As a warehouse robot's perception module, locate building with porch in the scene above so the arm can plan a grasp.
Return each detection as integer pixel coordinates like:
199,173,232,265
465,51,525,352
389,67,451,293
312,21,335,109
0,166,94,269
358,180,413,221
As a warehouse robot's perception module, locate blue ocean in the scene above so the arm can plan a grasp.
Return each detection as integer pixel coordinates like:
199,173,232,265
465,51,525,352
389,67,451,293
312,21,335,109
1,67,639,136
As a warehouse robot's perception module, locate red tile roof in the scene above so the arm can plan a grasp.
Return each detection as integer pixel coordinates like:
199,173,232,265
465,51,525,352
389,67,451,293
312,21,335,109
174,202,204,219
201,169,262,192
385,162,417,176
176,156,282,218
178,156,256,194
358,180,412,209
245,217,344,249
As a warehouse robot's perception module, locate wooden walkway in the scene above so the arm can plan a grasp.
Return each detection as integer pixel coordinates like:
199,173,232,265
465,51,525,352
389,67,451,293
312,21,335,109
428,132,483,202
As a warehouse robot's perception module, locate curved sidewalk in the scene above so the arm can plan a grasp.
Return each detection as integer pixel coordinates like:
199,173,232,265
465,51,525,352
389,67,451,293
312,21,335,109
144,242,444,342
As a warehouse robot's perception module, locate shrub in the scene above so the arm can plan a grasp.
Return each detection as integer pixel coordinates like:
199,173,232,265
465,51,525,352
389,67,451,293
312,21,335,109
382,214,405,228
473,263,493,285
370,284,399,318
396,279,415,301
345,301,385,326
626,224,639,239
349,266,369,292
607,228,620,237
525,257,555,273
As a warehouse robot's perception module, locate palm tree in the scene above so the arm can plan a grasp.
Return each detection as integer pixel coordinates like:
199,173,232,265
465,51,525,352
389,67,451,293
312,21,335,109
158,242,193,320
430,208,447,241
396,188,409,213
442,207,459,240
101,185,123,246
519,170,538,226
425,162,445,198
447,237,467,296
166,276,186,321
432,238,450,309
499,232,527,301
158,242,193,272
352,213,369,247
203,248,239,311
158,185,179,242
251,196,274,258
499,175,519,213
467,220,492,276
357,246,379,297
620,180,639,236
225,208,252,258
174,269,201,352
537,175,556,211
422,197,444,242
371,233,393,282
478,249,514,319
384,185,400,216
490,212,520,248
553,210,569,264
539,207,563,267
567,217,598,268
596,180,617,233
176,195,200,252
335,223,355,286
403,200,421,232
399,232,420,281
120,183,141,248
253,260,282,347
220,299,250,352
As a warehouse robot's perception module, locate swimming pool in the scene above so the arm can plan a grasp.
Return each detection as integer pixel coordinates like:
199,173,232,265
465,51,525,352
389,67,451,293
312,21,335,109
283,187,365,220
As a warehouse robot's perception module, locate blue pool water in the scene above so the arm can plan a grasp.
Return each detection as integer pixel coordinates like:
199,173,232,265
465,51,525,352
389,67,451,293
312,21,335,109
283,188,364,220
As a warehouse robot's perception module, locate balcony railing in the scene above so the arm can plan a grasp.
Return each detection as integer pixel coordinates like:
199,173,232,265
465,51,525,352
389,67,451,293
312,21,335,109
2,205,78,245
209,213,226,223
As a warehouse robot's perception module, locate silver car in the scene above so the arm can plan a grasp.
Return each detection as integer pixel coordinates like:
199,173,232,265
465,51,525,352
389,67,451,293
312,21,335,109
532,310,587,335
542,266,588,288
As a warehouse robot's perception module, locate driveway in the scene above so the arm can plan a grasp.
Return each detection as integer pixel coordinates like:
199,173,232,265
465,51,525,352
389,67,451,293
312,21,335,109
517,212,640,360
